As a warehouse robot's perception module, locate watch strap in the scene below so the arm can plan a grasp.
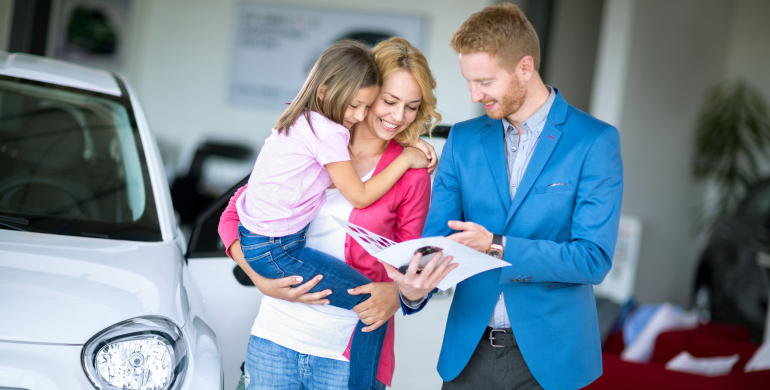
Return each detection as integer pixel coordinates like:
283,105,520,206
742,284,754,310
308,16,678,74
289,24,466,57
492,233,503,247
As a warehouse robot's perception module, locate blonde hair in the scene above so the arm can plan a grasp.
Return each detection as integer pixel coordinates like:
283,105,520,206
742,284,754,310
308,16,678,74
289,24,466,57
371,37,441,146
275,40,381,134
450,3,540,72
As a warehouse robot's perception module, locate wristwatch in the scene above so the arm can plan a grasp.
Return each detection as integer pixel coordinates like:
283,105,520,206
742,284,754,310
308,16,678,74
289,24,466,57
487,234,504,259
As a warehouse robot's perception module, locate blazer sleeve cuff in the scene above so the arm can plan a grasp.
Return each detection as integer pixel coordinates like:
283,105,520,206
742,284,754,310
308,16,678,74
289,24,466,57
398,289,436,315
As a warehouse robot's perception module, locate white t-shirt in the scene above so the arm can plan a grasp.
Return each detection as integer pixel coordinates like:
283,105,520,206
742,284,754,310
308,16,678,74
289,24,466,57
250,170,374,361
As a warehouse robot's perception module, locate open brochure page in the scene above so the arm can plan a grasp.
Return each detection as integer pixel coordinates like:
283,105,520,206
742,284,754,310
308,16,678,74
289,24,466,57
333,217,510,290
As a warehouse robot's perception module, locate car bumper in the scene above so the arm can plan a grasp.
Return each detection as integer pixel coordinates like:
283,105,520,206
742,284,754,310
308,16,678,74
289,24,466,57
0,339,220,390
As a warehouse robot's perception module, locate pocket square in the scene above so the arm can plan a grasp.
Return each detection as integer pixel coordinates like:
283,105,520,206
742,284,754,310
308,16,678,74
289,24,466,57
547,183,566,187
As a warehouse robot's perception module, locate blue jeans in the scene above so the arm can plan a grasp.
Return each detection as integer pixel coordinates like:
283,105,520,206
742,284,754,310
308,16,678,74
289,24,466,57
239,224,388,390
243,336,386,390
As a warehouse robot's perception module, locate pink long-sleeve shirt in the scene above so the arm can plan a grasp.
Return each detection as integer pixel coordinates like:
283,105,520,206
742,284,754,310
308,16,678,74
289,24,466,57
218,139,431,386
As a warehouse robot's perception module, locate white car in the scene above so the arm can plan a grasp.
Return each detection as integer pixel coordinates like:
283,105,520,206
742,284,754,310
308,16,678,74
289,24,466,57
0,52,223,390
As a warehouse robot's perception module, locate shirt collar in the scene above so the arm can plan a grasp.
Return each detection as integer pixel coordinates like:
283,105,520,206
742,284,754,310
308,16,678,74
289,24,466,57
501,86,556,135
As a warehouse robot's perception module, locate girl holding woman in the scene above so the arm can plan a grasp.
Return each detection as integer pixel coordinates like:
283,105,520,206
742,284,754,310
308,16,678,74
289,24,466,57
219,37,445,390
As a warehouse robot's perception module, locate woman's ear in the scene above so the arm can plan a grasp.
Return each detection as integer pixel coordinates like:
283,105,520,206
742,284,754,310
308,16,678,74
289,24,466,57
317,85,327,101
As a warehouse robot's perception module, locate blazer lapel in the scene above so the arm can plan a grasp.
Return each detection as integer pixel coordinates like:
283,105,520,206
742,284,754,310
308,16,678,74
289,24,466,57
504,126,562,227
504,90,569,227
480,118,511,212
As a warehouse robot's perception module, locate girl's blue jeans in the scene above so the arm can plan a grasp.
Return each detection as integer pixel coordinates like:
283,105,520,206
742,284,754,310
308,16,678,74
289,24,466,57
238,223,388,390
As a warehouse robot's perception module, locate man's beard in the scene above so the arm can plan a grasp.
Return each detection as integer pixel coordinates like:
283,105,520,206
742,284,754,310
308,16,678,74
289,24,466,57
483,75,527,120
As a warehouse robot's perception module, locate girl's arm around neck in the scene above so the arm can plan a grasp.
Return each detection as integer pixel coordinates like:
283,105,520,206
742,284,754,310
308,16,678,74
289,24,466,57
327,147,429,209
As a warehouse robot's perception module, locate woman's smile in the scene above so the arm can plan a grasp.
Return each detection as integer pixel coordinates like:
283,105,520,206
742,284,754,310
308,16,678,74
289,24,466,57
379,118,401,132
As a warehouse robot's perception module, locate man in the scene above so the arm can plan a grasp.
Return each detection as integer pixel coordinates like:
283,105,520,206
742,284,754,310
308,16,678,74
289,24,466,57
381,4,623,390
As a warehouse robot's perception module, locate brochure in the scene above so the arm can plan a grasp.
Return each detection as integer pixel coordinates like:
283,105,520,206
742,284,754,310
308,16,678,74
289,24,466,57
333,217,510,290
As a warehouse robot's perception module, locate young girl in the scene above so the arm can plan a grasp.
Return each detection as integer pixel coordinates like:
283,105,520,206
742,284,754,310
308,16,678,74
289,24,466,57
235,40,429,390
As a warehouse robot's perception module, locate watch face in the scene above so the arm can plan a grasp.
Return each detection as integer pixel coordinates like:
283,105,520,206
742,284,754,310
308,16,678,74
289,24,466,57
489,249,503,259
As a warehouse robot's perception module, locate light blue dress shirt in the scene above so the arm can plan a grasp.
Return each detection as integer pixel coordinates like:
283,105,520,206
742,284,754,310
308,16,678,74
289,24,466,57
488,86,556,329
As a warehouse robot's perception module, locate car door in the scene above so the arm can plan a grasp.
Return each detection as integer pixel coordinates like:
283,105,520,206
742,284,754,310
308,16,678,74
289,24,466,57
186,176,259,390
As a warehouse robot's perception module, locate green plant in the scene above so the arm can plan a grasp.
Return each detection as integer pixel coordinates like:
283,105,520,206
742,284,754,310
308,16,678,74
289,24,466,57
692,80,770,228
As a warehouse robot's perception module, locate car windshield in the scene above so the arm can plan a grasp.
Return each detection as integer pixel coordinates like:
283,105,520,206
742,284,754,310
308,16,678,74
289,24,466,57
0,77,161,241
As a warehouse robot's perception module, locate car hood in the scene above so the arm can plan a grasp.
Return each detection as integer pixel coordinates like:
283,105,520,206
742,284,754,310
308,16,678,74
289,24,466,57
0,230,187,344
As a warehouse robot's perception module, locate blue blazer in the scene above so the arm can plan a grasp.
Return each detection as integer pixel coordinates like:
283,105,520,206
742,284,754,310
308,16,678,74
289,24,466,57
406,90,623,390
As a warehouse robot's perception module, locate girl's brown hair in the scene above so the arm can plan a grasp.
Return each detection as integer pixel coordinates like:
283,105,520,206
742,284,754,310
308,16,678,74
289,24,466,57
372,37,442,146
274,40,381,134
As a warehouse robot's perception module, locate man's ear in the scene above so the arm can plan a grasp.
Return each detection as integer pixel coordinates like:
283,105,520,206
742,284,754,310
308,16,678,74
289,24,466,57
317,84,327,101
517,56,535,81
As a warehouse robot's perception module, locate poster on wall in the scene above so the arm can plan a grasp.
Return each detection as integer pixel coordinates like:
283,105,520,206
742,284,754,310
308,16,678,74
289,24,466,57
54,0,130,66
229,3,425,110
594,215,643,304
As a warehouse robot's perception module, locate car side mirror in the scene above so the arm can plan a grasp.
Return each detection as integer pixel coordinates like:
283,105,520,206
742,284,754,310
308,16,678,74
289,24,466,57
233,265,255,286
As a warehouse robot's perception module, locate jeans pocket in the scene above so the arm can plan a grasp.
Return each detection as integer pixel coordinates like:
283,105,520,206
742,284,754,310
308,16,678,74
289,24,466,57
245,250,285,279
281,235,306,252
239,227,273,247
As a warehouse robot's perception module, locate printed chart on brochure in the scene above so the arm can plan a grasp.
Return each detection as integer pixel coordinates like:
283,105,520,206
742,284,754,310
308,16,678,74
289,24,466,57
332,217,510,290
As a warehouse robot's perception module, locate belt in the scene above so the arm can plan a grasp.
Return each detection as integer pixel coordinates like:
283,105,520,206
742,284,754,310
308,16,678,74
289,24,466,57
484,327,516,347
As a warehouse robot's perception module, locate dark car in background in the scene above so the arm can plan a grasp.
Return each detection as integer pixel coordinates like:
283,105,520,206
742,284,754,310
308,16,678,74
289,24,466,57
694,179,770,341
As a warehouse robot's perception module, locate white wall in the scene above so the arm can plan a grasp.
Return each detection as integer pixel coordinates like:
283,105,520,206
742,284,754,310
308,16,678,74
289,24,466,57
544,0,603,112
598,0,732,305
119,0,491,172
724,0,770,100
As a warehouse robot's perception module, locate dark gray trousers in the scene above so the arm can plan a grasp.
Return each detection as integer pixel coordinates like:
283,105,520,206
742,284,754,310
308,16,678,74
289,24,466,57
442,329,543,390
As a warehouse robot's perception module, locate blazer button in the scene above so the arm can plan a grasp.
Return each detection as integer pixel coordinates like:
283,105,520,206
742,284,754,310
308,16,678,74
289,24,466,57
344,244,348,247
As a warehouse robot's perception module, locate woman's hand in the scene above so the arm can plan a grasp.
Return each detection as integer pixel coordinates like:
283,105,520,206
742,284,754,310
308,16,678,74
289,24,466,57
401,147,430,169
255,274,331,304
229,240,331,304
348,282,400,332
413,138,438,174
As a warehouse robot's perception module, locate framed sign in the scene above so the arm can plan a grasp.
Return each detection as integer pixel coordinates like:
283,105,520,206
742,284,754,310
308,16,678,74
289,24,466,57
594,215,643,304
229,3,425,109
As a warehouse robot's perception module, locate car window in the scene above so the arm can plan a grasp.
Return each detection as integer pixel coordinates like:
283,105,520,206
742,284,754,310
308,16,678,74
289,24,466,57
0,77,162,241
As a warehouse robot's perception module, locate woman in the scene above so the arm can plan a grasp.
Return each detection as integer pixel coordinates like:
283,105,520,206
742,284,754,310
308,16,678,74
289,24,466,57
219,37,441,390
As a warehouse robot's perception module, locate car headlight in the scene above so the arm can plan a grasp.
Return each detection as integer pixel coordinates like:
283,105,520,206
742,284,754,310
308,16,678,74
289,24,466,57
82,316,188,390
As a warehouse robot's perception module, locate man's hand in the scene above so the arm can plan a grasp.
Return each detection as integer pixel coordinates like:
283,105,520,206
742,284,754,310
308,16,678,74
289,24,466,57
230,239,331,304
446,220,493,252
348,282,399,332
381,251,457,302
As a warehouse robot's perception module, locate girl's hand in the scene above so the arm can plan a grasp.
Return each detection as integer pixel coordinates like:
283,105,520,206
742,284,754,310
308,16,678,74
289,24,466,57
402,147,430,169
348,282,400,332
413,138,438,174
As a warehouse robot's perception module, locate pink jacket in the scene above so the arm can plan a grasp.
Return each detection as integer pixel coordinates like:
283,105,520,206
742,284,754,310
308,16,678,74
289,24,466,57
218,140,431,386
